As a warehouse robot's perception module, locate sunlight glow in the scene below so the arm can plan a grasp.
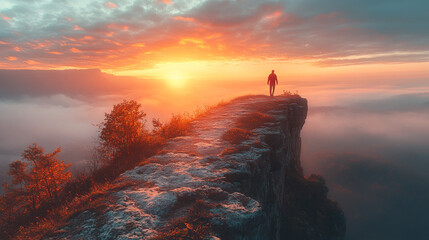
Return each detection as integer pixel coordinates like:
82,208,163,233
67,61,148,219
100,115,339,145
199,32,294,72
166,72,187,88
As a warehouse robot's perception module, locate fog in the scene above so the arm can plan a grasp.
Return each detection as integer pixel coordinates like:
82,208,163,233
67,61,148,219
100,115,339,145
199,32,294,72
301,90,429,240
1,69,429,239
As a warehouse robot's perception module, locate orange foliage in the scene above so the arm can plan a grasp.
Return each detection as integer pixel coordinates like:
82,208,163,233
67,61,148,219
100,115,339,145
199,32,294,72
99,99,148,157
236,112,275,130
8,144,71,212
222,128,254,144
152,200,213,240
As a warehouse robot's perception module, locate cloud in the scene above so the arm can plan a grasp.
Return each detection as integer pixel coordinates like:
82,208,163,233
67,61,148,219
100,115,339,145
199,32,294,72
351,93,429,112
0,69,156,101
104,1,118,9
0,0,428,69
158,0,173,5
0,94,104,193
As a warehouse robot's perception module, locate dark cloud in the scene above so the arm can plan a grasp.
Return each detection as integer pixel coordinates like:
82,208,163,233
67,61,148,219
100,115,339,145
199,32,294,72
284,0,429,42
188,1,284,26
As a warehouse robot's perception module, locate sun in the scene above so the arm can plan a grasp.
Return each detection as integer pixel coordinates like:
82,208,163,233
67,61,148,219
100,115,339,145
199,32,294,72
167,72,187,88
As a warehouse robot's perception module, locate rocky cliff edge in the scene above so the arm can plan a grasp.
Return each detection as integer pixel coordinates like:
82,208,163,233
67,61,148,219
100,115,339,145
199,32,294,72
50,95,345,240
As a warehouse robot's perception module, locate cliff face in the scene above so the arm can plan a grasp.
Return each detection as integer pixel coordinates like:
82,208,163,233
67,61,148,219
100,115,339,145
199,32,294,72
50,95,345,240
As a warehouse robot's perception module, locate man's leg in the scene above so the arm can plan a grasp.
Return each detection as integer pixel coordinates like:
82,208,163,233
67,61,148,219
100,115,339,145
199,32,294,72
270,84,275,96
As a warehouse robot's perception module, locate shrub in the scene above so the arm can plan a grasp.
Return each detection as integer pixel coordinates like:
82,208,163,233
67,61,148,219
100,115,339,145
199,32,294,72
152,113,192,139
222,128,254,144
152,199,213,240
236,112,275,130
281,90,300,98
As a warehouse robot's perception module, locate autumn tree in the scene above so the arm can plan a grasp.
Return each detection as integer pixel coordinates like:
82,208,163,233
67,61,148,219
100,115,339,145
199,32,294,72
97,100,148,164
8,144,71,212
0,182,23,226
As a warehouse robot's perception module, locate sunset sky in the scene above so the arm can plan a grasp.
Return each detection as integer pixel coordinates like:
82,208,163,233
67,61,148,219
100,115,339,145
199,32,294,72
1,1,429,239
1,0,429,83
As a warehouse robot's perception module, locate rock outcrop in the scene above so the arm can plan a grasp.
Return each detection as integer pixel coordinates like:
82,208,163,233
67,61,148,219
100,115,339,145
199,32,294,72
50,95,345,240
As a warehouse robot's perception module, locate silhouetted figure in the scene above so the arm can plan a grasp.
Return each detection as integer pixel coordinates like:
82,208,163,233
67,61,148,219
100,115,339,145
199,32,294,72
267,70,278,96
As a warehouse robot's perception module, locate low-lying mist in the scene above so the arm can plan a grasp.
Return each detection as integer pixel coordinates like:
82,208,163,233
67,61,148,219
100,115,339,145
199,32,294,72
301,91,429,240
1,69,428,239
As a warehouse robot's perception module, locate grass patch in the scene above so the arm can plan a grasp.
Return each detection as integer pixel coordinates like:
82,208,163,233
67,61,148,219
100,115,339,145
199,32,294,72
13,181,121,240
236,112,275,130
220,145,251,156
222,128,254,144
281,90,300,98
151,199,213,240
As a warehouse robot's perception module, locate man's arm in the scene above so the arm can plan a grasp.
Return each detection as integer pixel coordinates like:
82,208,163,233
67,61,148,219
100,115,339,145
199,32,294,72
275,75,278,84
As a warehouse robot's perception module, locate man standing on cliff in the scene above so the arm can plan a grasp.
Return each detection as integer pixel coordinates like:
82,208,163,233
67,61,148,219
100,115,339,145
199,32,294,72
267,70,278,96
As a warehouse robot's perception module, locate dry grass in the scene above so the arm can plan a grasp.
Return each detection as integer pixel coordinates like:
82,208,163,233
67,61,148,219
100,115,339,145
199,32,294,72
12,180,134,240
220,145,251,156
193,100,227,119
151,200,213,240
222,128,254,144
236,112,275,130
229,95,267,103
153,100,228,141
281,90,300,98
154,113,193,139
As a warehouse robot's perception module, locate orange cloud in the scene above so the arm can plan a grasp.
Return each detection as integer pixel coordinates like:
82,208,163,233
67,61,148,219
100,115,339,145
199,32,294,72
74,25,83,30
264,11,283,20
173,16,195,22
70,48,81,53
13,46,22,52
82,36,94,40
5,56,18,61
63,36,76,42
104,39,122,46
107,23,129,31
132,43,145,47
0,41,8,45
48,51,63,55
104,2,117,9
1,14,11,20
28,42,49,49
158,0,173,5
24,60,40,65
179,38,204,46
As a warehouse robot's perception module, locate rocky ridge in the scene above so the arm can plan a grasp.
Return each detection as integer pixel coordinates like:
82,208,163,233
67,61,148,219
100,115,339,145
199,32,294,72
50,95,345,240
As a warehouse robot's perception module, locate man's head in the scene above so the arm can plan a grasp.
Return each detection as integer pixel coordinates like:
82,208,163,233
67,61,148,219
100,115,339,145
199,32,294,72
272,70,275,73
